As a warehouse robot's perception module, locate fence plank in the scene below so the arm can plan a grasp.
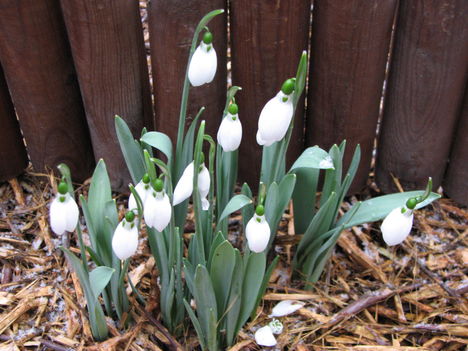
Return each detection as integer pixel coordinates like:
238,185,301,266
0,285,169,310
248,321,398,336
230,0,311,188
306,0,397,194
0,66,28,181
61,0,152,191
0,0,94,182
149,0,227,143
443,91,468,206
376,0,468,192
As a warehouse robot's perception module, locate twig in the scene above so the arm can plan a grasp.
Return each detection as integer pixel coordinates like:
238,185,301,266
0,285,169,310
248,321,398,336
40,339,71,351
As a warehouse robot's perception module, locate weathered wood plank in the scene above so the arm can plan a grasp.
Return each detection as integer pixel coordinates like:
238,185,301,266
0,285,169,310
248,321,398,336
0,0,94,182
230,0,311,187
149,0,227,143
376,0,468,192
61,0,152,190
0,66,28,181
306,0,397,194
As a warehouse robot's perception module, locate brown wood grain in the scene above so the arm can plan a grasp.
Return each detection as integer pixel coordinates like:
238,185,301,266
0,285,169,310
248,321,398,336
0,66,28,181
149,0,227,143
376,0,468,192
230,0,311,188
61,0,152,191
306,0,397,194
443,90,468,206
0,0,94,182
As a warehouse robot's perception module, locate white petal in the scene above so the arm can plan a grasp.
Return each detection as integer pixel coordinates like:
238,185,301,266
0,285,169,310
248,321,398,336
269,300,305,317
49,196,68,235
381,207,414,246
112,221,139,260
173,162,194,206
254,326,277,347
144,193,172,232
201,198,210,211
64,197,79,232
188,43,217,87
256,130,268,146
257,92,293,146
128,181,151,212
245,215,271,253
198,165,210,199
217,114,242,152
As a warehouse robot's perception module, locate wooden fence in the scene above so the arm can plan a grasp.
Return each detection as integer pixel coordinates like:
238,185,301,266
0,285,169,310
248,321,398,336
0,0,466,205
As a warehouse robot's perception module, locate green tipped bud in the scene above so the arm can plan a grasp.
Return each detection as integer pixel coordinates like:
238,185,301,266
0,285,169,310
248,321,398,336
406,197,417,210
228,103,238,115
58,181,68,195
125,211,135,223
154,178,164,192
255,204,265,216
203,31,213,44
281,78,295,95
142,173,150,184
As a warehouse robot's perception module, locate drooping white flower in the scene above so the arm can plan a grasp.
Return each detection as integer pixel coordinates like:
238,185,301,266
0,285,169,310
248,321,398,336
112,212,139,260
254,325,277,347
245,207,270,253
217,103,242,152
188,31,217,87
257,91,293,147
269,300,305,318
128,175,152,212
144,189,172,232
49,183,79,235
381,207,414,246
173,161,211,210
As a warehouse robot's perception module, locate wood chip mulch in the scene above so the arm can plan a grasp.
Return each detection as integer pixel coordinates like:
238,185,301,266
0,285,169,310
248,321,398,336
0,171,467,351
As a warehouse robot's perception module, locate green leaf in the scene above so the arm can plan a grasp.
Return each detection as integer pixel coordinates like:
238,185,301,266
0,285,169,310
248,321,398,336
338,191,441,229
89,266,114,299
115,115,145,184
88,160,112,239
250,256,278,320
236,253,266,332
290,146,333,172
241,183,254,233
184,299,207,351
210,241,236,314
140,131,173,164
292,167,319,234
226,250,243,346
218,194,252,225
292,51,308,108
194,265,218,349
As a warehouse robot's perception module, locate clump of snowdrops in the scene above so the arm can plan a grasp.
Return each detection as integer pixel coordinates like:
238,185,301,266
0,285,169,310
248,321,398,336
49,9,440,348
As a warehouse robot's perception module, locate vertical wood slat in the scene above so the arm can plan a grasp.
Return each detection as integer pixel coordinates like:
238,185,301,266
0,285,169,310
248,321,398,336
443,91,468,206
376,0,468,192
306,0,397,194
0,66,28,181
231,0,311,188
61,0,152,191
0,0,94,182
149,0,227,143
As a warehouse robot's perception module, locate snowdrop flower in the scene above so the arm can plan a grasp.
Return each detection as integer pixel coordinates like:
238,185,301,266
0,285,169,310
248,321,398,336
245,205,270,253
381,205,414,246
269,300,305,317
188,31,217,87
144,179,172,232
217,103,242,152
128,173,152,212
173,159,211,210
112,211,139,260
49,181,79,235
254,325,277,347
257,79,295,147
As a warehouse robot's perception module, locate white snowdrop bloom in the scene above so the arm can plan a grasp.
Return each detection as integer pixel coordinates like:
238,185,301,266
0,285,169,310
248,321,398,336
112,213,138,260
173,161,211,210
269,300,305,318
188,32,217,87
128,175,152,212
381,207,414,246
217,103,242,152
257,91,293,147
49,183,79,235
245,207,270,253
254,325,277,347
144,189,172,232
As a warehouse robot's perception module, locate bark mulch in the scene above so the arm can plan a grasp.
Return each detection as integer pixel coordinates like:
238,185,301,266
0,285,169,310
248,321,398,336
0,171,467,351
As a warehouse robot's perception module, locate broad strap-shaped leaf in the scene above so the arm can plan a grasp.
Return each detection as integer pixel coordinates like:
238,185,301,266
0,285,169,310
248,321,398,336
89,266,114,299
292,167,319,235
115,115,145,184
140,131,173,164
88,160,112,241
290,146,334,172
218,194,252,225
183,299,207,351
226,249,243,347
210,241,236,314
